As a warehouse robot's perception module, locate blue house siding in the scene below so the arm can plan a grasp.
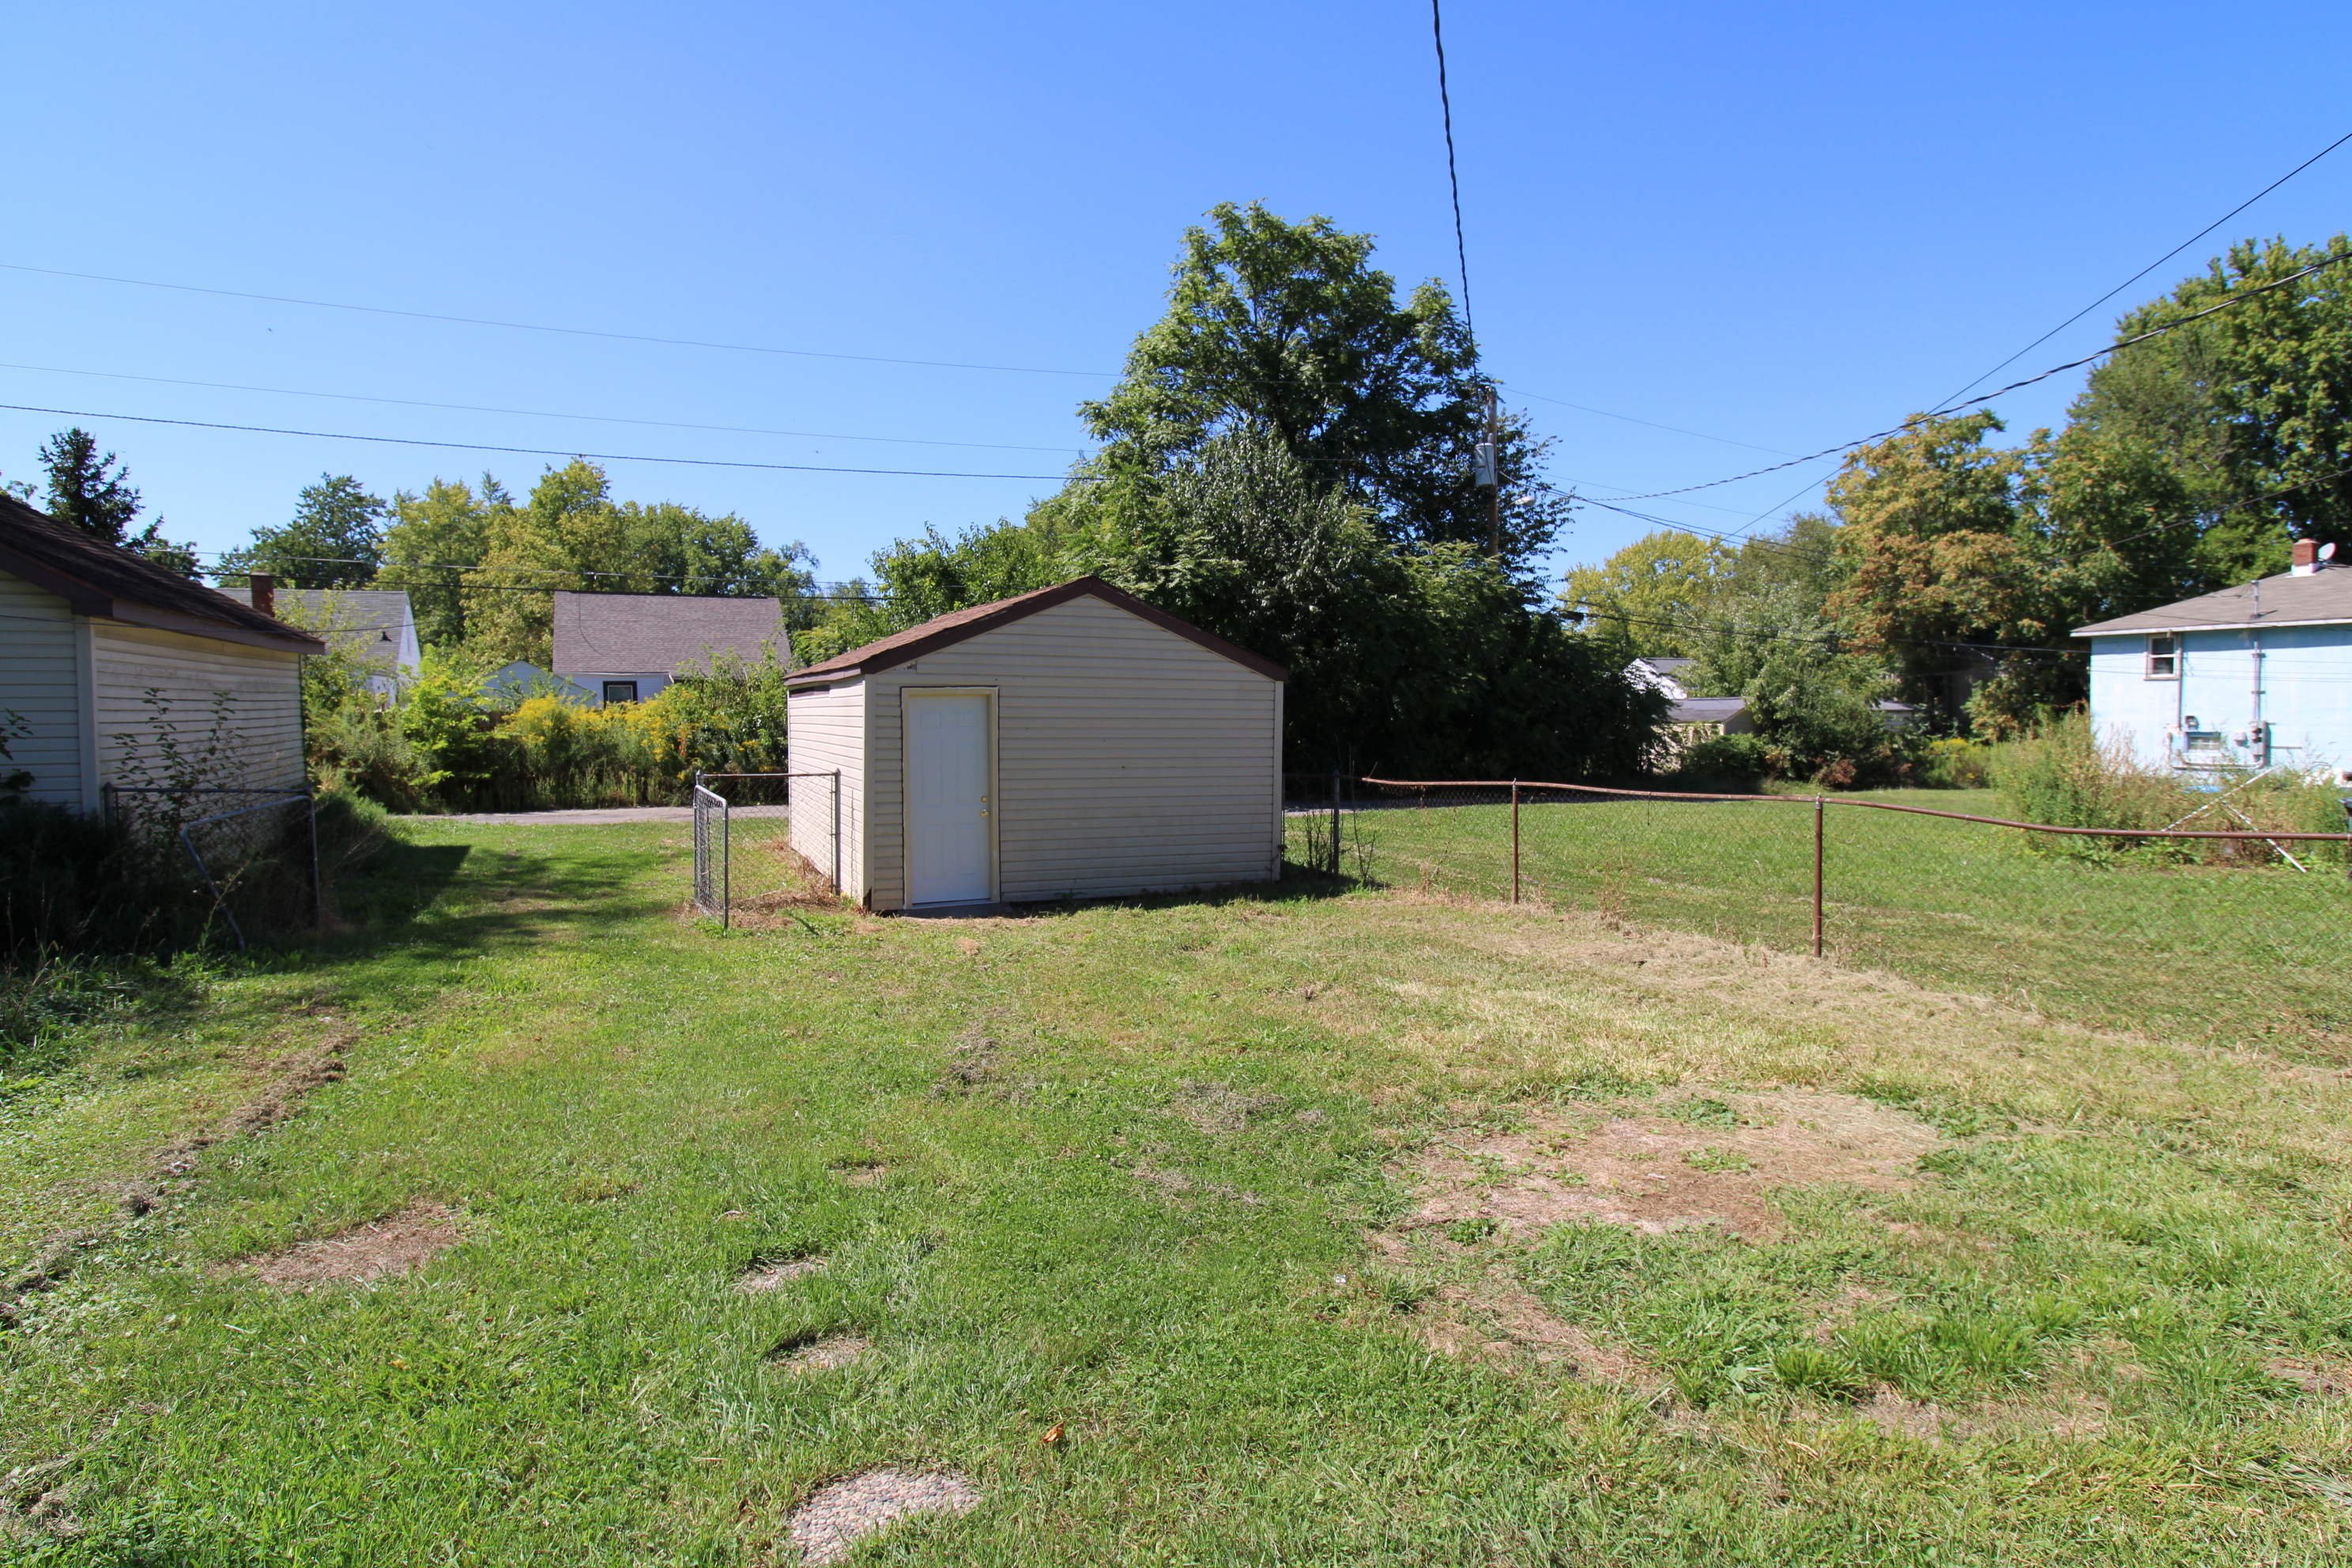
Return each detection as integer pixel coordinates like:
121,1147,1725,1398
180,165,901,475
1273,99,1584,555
2086,623,2352,776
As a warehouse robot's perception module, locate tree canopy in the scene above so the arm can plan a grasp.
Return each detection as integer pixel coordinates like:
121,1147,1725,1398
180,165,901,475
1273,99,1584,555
219,473,387,588
1051,201,1569,577
25,428,200,578
795,205,1660,775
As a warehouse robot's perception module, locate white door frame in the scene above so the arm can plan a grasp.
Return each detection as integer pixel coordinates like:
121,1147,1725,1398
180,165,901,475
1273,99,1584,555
898,686,999,906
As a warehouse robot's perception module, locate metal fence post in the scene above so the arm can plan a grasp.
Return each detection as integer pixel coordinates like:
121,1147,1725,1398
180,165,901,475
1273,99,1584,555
1329,770,1342,876
307,793,322,925
721,793,731,930
1511,779,1521,905
1812,794,1826,957
832,771,842,895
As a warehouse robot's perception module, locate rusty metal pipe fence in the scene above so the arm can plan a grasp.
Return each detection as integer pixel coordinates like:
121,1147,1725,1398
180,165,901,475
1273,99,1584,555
1282,774,2352,1047
690,771,842,927
101,784,319,950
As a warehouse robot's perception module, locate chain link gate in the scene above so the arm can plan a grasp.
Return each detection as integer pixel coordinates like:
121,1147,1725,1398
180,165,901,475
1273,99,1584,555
103,784,319,949
690,771,842,927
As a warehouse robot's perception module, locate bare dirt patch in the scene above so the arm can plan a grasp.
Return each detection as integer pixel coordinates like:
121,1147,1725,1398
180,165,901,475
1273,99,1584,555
1132,1163,1263,1205
1402,1090,1943,1242
2268,1357,2352,1396
932,1028,999,1097
770,1331,869,1373
1174,1079,1282,1133
783,1468,980,1565
157,1036,352,1178
739,1256,827,1292
1412,1265,1659,1387
244,1200,458,1287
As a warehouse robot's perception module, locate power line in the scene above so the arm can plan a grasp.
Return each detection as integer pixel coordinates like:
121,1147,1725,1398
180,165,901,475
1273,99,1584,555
1430,0,1474,341
1506,386,1800,458
0,401,1096,483
0,360,1091,457
1604,247,2352,503
0,261,1109,379
1572,457,2352,596
1937,126,2352,408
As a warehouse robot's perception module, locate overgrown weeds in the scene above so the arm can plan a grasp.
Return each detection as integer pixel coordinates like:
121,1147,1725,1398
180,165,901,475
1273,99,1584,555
1996,710,2346,864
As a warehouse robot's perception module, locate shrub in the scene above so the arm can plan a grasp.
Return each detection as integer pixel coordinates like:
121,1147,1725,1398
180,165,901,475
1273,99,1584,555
1674,733,1773,786
1917,736,1995,789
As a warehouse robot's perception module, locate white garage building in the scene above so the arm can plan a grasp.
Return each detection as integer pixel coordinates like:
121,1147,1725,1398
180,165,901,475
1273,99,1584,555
0,495,322,811
784,577,1287,911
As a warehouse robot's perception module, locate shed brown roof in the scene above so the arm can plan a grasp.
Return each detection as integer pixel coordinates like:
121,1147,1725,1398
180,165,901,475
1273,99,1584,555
784,576,1287,688
0,493,323,653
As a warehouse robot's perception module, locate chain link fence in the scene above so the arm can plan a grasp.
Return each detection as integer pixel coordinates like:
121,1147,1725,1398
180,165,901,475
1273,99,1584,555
103,786,318,950
689,771,841,928
1283,773,2352,1047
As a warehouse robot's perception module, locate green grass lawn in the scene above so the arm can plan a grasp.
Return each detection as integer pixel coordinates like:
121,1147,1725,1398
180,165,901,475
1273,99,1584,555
6,819,2352,1563
1300,788,2352,1050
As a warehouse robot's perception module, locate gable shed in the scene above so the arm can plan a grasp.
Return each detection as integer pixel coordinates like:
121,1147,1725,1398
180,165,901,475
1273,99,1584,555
784,577,1287,911
0,496,323,811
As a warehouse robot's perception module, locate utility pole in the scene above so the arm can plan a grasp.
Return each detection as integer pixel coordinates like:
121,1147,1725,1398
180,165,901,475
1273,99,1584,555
1474,385,1501,556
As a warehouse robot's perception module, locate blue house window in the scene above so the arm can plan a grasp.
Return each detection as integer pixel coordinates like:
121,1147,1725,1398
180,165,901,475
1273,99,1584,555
602,680,639,705
2145,632,2178,678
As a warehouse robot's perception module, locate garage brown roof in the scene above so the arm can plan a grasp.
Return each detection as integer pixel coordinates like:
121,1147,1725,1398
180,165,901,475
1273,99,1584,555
0,493,324,654
784,576,1288,687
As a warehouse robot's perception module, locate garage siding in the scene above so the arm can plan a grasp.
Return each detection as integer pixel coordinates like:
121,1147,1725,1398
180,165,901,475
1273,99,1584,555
861,596,1281,909
0,567,89,807
92,622,306,791
784,678,866,898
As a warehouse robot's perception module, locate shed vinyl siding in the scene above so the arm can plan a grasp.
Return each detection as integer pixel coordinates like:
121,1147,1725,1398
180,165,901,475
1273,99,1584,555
861,596,1281,910
91,621,305,791
0,567,88,807
785,679,865,898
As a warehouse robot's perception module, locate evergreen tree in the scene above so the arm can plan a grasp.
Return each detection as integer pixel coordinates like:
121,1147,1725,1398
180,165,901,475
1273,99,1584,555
40,428,143,543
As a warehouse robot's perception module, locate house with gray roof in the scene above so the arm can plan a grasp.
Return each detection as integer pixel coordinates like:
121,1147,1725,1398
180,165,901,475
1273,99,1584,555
551,590,786,706
233,585,420,696
2075,537,2352,779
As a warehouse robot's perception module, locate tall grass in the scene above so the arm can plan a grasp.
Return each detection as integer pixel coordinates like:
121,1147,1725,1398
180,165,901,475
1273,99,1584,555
1996,712,2346,863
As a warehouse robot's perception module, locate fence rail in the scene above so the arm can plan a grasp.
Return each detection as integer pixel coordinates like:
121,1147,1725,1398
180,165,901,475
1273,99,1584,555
1283,774,2352,1047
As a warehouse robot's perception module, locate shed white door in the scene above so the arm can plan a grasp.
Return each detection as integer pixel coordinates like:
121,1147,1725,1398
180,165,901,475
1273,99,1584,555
905,693,993,905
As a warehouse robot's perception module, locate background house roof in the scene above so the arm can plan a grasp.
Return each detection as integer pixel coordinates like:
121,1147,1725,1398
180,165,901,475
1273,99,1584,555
551,590,784,676
1671,697,1749,725
785,576,1289,688
239,587,416,673
2075,569,2352,637
0,492,322,653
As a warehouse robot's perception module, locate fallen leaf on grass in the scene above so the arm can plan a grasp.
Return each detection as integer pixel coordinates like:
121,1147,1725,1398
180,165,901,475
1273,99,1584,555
1039,1423,1064,1446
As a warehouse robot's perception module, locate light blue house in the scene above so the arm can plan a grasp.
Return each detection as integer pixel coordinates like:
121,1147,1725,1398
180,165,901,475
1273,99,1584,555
2075,539,2352,782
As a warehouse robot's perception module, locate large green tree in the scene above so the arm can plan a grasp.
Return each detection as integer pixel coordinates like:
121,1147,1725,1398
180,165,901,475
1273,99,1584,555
219,473,387,589
2071,234,2352,581
40,428,142,543
380,475,505,648
1560,530,1735,658
32,428,200,578
1053,202,1569,575
803,428,1664,775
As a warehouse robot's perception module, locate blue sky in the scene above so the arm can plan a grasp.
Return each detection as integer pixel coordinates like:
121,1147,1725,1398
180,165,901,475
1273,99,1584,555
6,2,2350,588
